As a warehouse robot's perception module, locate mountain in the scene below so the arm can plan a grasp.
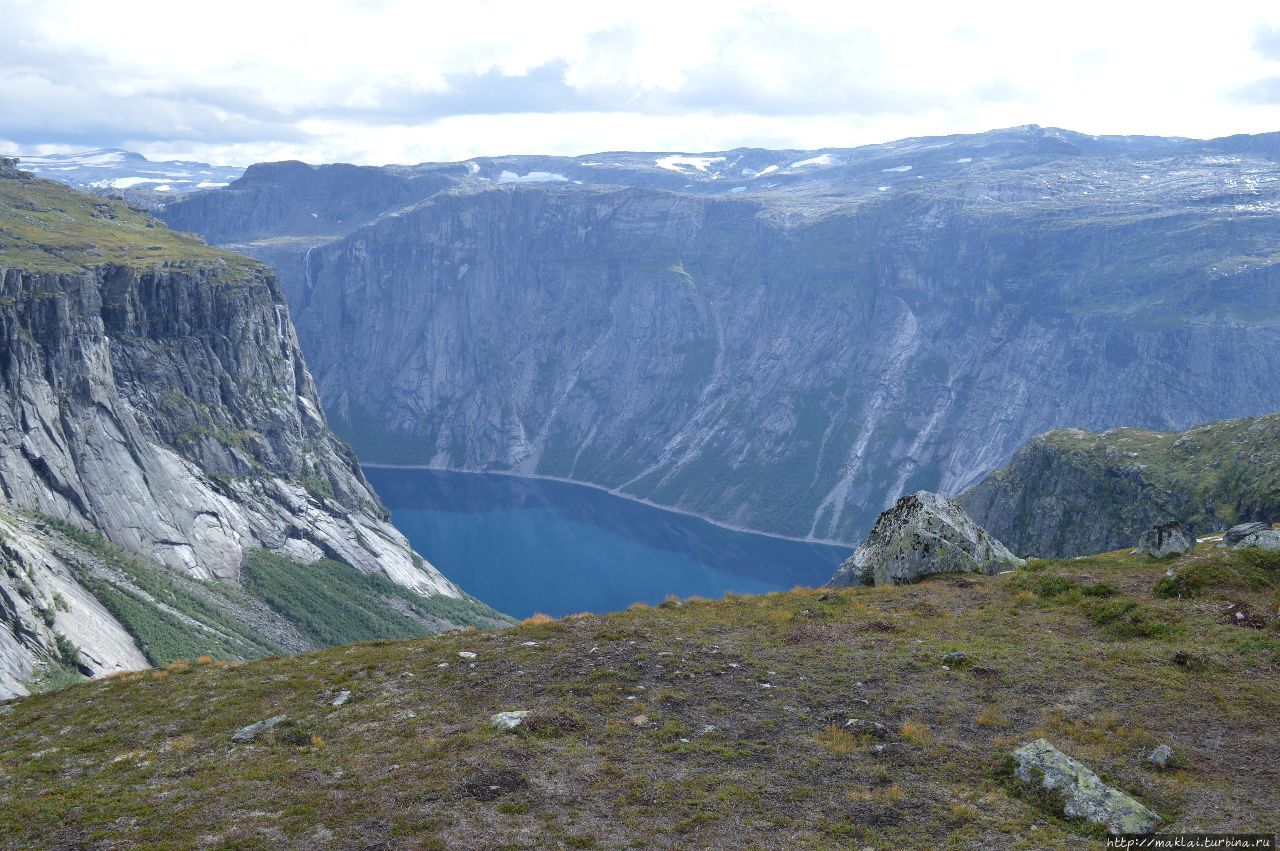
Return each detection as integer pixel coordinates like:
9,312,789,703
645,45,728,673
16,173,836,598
960,413,1280,557
0,158,505,696
6,148,243,207
161,126,1280,545
2,542,1276,846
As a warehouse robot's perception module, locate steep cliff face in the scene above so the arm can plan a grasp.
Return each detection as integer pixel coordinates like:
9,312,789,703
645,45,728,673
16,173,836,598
960,414,1280,558
0,162,498,696
161,127,1280,544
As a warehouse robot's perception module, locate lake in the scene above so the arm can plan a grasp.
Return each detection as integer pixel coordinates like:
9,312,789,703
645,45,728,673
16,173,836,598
364,467,851,619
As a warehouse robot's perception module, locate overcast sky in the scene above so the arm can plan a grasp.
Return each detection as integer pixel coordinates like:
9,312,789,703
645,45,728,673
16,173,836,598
2,0,1279,166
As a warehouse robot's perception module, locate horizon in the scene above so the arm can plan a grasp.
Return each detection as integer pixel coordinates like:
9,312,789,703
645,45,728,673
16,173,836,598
7,122,1278,171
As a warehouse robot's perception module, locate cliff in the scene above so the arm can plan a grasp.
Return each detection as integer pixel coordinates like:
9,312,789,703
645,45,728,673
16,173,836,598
961,413,1280,557
160,127,1280,545
0,164,502,696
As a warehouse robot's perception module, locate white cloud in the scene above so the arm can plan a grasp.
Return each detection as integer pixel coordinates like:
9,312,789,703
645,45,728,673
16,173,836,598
1,0,1279,165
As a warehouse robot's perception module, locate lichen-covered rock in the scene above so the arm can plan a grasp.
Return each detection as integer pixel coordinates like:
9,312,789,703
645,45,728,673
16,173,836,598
1146,744,1175,769
827,492,1023,587
1136,522,1195,558
1224,522,1270,546
1231,527,1280,551
489,711,530,731
1011,738,1159,835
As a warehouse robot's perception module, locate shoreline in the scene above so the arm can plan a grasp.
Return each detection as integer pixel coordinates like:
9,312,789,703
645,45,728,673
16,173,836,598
360,463,856,550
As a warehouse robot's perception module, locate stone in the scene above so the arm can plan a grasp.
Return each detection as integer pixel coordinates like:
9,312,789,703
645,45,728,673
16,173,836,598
843,719,893,740
1231,528,1280,551
1146,744,1175,770
231,715,288,743
941,651,968,665
331,690,351,707
1223,522,1269,546
827,492,1024,587
1135,522,1194,558
489,711,530,731
1011,738,1159,835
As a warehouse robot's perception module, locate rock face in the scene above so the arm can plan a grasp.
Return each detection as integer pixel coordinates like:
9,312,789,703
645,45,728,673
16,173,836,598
163,126,1280,545
1011,738,1159,835
0,166,486,697
963,414,1280,557
1135,522,1195,558
827,491,1022,587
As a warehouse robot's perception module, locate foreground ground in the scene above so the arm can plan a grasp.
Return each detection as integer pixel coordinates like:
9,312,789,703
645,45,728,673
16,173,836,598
1,544,1277,849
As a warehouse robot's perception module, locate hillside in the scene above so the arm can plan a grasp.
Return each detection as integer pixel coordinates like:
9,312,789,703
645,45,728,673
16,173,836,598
962,413,1280,557
0,160,506,696
161,126,1280,544
2,544,1276,848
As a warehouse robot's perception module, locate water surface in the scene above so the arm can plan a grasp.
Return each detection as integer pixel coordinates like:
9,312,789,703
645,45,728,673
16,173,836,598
365,467,850,619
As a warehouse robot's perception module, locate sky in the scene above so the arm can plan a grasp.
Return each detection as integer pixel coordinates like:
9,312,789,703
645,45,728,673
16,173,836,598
1,0,1279,167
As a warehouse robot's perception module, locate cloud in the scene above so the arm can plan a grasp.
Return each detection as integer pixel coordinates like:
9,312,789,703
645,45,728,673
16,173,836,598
1,0,1279,165
1256,25,1280,59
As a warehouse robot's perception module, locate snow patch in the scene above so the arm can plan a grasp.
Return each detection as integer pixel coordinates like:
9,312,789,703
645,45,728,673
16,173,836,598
790,154,835,168
882,165,913,173
655,155,725,173
954,157,972,164
196,181,229,189
497,170,569,184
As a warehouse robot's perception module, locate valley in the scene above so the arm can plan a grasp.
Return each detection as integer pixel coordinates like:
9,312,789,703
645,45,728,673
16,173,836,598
159,126,1280,545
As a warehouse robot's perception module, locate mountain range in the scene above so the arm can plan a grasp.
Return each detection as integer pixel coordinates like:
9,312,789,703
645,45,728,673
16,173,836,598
156,125,1280,545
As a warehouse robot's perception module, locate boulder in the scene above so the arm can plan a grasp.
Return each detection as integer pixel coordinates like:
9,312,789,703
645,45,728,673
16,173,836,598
1146,744,1175,770
827,492,1024,587
1223,522,1269,546
1231,527,1280,551
1011,738,1159,835
1135,521,1194,558
489,710,530,731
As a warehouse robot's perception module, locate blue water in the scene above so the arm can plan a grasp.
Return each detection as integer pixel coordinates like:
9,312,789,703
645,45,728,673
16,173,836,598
364,467,851,619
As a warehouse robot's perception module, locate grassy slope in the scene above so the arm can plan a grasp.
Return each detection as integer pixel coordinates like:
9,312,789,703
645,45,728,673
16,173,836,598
0,167,255,274
33,519,509,679
1,546,1276,849
1041,414,1280,530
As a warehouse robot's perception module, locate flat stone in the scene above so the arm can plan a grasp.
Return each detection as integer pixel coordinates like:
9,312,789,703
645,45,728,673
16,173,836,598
1011,738,1159,835
231,714,288,743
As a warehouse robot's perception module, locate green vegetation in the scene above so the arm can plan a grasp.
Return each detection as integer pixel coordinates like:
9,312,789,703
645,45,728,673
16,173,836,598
0,167,259,273
242,550,508,646
45,518,279,664
1042,413,1280,532
0,544,1274,848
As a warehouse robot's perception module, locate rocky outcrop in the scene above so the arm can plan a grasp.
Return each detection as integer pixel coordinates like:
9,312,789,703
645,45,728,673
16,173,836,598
1011,738,1159,835
1231,527,1280,550
1224,522,1269,546
1135,522,1195,558
827,491,1022,587
963,414,1280,557
165,127,1280,546
0,167,481,696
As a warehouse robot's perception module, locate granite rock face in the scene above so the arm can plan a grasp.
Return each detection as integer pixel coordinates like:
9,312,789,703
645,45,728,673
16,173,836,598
0,167,470,696
1224,522,1270,546
1232,528,1280,551
164,126,1280,545
827,491,1022,587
